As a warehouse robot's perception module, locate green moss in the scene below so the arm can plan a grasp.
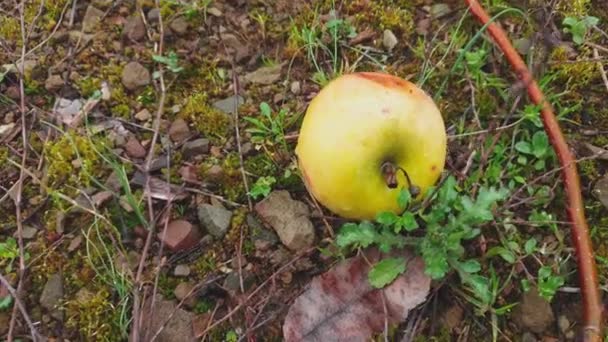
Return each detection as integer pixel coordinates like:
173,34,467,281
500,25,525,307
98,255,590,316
557,0,591,17
549,45,598,92
64,287,124,341
111,104,131,119
76,77,102,98
578,159,600,180
180,93,231,142
45,131,107,192
0,16,20,42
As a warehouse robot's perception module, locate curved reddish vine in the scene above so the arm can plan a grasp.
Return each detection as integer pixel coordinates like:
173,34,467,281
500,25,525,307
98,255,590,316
463,0,602,340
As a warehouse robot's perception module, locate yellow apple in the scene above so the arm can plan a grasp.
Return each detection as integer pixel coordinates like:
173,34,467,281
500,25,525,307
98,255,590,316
295,72,447,220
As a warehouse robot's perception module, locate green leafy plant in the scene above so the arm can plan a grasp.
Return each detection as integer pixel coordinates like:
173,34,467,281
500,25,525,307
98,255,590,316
537,266,565,301
337,176,509,288
562,15,599,45
152,51,184,74
243,102,289,151
249,176,276,200
0,237,20,272
515,131,552,170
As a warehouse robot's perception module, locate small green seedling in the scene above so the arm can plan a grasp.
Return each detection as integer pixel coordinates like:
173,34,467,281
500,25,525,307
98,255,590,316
562,16,599,45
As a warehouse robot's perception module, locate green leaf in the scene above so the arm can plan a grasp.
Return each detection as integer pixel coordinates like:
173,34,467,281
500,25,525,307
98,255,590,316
422,246,449,279
515,141,532,154
459,259,481,274
376,211,398,226
336,222,377,249
487,246,516,264
260,102,272,117
0,296,12,311
248,176,276,199
532,131,549,158
534,159,545,170
398,212,419,232
524,238,537,254
368,257,406,288
397,188,411,209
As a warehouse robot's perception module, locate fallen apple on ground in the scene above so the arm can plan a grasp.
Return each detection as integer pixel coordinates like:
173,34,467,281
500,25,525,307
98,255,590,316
295,72,447,220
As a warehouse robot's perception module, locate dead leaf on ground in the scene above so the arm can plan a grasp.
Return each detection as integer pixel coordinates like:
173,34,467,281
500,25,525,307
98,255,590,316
282,248,431,342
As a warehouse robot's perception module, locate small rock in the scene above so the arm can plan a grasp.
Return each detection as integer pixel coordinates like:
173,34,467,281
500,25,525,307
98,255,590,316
158,220,201,252
192,313,211,338
174,282,197,308
55,98,83,125
74,287,96,304
383,29,398,51
205,165,224,182
182,138,210,158
248,214,279,246
254,190,315,251
21,225,38,240
68,235,83,252
198,204,233,238
521,332,537,342
121,62,150,90
514,38,533,55
270,246,290,265
5,86,19,100
223,270,254,292
280,271,293,285
512,287,555,334
169,118,191,143
592,174,608,209
92,190,114,207
135,108,151,121
290,81,301,95
210,146,222,158
147,8,160,23
40,273,64,321
124,137,147,158
82,5,104,33
213,95,244,114
174,264,191,277
169,16,189,35
45,75,64,92
241,142,253,156
430,3,451,18
244,64,282,85
558,315,570,334
141,296,196,342
124,15,146,41
0,123,14,140
207,7,222,17
114,251,140,274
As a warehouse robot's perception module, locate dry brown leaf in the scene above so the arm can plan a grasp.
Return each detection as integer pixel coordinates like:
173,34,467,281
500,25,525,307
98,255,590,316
283,248,430,342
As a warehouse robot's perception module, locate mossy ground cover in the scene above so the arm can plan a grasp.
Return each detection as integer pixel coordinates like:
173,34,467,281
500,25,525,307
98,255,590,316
1,0,608,340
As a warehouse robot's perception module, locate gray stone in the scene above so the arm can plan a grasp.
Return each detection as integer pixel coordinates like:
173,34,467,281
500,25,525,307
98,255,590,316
198,204,233,238
207,7,222,17
290,81,301,95
174,264,191,277
254,190,315,251
121,62,150,90
147,8,160,23
141,295,196,342
40,273,64,321
383,29,398,51
124,137,147,159
55,98,83,125
135,108,151,121
169,16,189,35
45,75,64,92
21,225,38,239
124,15,146,41
174,282,197,308
521,332,537,342
593,174,608,209
512,287,555,334
244,64,282,85
248,214,278,246
82,5,104,33
182,138,210,158
213,95,244,114
430,3,451,18
222,270,254,292
169,118,191,143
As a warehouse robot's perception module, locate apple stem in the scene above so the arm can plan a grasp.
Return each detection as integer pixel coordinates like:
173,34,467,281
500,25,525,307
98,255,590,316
464,0,602,339
380,161,420,196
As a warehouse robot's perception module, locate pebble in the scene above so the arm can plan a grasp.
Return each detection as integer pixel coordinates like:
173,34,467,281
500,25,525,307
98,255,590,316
168,118,191,143
121,61,150,90
198,204,233,238
158,220,202,252
383,29,398,51
174,264,191,277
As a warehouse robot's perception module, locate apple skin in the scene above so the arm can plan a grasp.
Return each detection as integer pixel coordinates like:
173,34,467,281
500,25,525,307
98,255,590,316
295,72,447,221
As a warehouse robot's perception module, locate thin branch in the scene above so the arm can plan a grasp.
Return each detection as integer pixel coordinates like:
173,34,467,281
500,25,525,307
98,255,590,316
0,273,39,340
464,1,602,340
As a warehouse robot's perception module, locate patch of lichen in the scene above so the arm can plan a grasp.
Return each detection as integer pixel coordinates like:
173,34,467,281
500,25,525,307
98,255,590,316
64,287,125,341
549,45,598,92
180,93,231,143
556,0,591,17
45,130,108,194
